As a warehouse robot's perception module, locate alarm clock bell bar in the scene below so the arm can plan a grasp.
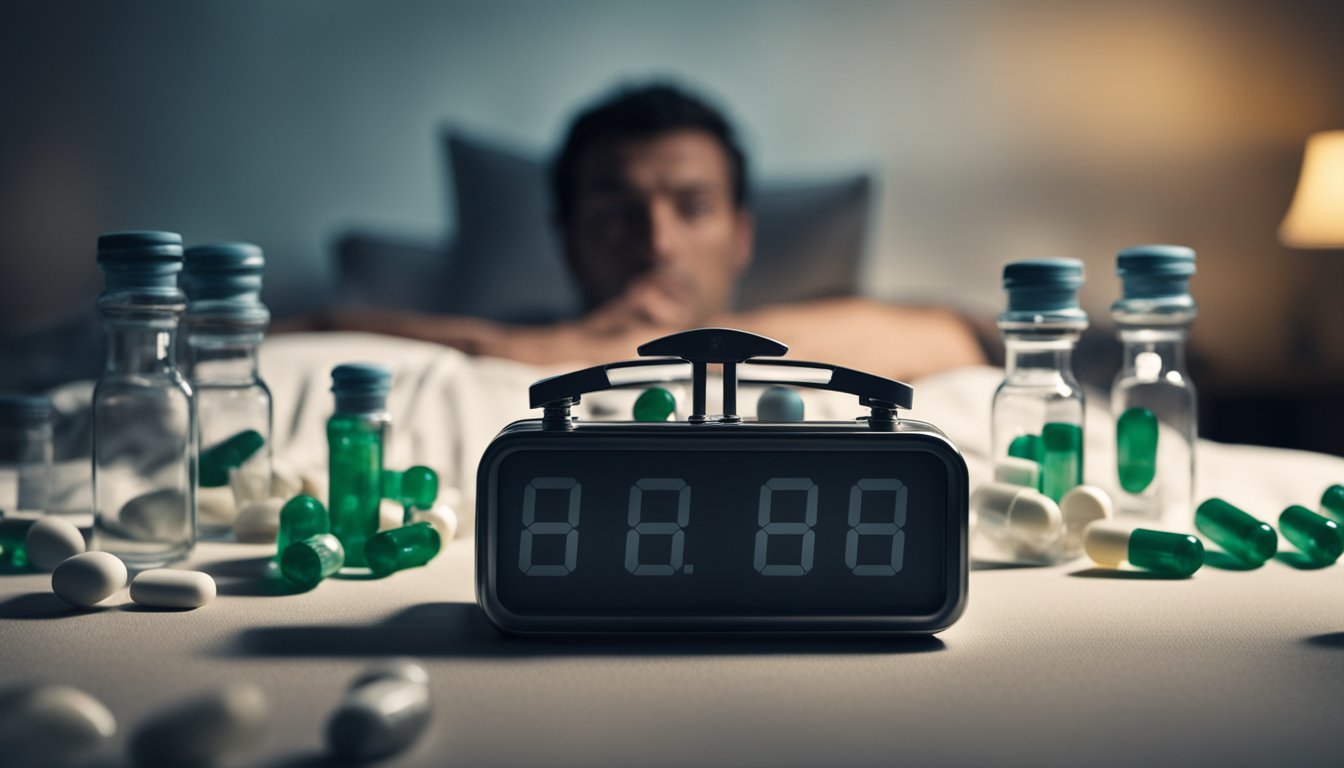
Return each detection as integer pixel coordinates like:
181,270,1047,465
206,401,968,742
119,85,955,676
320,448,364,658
527,327,915,428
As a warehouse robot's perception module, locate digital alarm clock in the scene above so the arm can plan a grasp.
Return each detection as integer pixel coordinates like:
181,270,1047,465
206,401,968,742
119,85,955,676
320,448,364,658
476,329,969,635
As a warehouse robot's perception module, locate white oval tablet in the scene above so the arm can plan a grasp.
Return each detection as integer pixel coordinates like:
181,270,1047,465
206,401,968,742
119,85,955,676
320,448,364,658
1060,485,1113,548
130,569,216,609
233,498,283,544
25,516,87,571
413,504,458,543
51,551,127,609
971,482,1061,545
992,457,1040,488
196,485,238,526
0,685,117,764
327,673,431,762
129,685,268,768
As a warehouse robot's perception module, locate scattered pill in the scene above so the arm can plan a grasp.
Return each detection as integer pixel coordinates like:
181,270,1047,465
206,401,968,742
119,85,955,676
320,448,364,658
1040,422,1083,502
128,685,268,768
1116,406,1158,494
277,495,329,559
1084,522,1203,576
365,522,441,577
130,569,216,609
1059,485,1112,550
1007,433,1041,462
756,386,805,422
399,466,439,512
0,684,116,765
1279,504,1343,566
1321,484,1344,522
993,457,1040,488
281,533,345,590
233,498,283,544
1195,498,1276,567
196,485,237,527
52,551,127,608
326,661,432,763
24,516,86,571
348,658,432,690
633,387,676,422
971,482,1061,546
199,430,265,488
413,504,458,543
118,488,189,542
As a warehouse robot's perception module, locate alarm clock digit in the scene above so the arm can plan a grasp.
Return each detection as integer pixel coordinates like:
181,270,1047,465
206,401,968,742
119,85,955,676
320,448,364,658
753,478,819,576
624,478,691,576
518,477,581,576
846,479,907,575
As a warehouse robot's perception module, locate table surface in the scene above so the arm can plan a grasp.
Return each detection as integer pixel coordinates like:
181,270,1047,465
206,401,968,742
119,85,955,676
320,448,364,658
3,535,1343,768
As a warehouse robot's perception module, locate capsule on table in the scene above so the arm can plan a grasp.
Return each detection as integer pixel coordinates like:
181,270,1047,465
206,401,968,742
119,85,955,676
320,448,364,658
1321,484,1344,522
1084,522,1204,576
198,429,265,488
399,466,439,510
756,386,805,422
276,495,329,560
1195,498,1276,567
993,457,1040,488
326,660,432,763
1116,406,1158,494
1279,504,1343,566
970,482,1061,547
365,522,441,577
1007,433,1041,463
1040,422,1083,502
633,387,676,422
281,533,345,590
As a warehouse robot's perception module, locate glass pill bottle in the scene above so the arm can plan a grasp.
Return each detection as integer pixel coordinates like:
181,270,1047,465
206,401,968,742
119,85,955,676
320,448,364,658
182,243,272,539
992,259,1088,504
1110,245,1197,529
328,363,391,573
0,396,53,567
92,231,196,566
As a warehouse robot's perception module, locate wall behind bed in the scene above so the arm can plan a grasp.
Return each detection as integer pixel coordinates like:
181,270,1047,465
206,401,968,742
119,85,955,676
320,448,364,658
2,0,1342,391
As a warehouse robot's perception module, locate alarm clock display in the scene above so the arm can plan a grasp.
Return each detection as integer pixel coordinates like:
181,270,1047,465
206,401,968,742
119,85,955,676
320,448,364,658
476,329,969,634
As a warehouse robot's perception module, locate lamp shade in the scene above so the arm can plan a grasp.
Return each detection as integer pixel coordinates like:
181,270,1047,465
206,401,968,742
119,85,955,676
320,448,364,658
1280,130,1344,248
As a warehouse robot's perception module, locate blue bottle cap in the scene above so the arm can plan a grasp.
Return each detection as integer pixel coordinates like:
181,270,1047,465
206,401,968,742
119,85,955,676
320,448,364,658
97,231,184,290
0,395,52,427
1115,244,1196,302
999,258,1088,326
331,363,391,414
183,243,265,301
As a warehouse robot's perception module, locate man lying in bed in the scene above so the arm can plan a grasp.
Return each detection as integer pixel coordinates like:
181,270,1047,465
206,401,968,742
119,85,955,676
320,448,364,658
303,83,985,381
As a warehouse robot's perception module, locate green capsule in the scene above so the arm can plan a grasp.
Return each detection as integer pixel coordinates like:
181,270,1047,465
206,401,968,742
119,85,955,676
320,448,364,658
1195,498,1277,567
633,387,676,422
199,429,265,488
400,466,438,511
1007,433,1042,463
1040,422,1082,502
0,518,32,569
277,495,329,561
1128,528,1204,577
1116,407,1158,494
1280,504,1343,566
1321,484,1344,522
381,469,403,501
364,522,441,577
281,533,345,590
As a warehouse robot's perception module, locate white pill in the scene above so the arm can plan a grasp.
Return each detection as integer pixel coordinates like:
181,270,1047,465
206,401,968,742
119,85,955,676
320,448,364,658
413,504,458,543
970,482,1062,545
25,516,87,571
349,659,431,690
327,664,431,763
196,485,238,526
1083,521,1134,566
379,499,405,532
130,569,216,609
118,489,189,542
233,498,283,544
51,552,127,609
129,685,267,768
1060,485,1113,549
993,457,1040,488
0,685,117,764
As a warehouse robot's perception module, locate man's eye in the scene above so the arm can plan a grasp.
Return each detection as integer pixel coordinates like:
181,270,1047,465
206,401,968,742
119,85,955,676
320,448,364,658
678,198,713,219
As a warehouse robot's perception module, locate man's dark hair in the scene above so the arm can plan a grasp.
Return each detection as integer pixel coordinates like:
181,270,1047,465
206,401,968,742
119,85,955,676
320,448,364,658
551,82,749,225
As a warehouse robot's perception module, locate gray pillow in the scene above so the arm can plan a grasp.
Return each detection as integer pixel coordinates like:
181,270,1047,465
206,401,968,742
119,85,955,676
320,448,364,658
440,131,871,322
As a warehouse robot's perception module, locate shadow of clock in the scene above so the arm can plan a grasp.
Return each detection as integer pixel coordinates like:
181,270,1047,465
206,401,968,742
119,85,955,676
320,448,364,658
229,602,945,658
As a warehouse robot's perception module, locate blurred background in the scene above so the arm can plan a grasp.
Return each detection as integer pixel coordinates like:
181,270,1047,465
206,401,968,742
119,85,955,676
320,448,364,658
2,0,1342,453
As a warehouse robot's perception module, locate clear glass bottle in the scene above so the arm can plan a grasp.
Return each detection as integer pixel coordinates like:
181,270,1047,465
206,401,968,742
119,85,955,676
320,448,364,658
1110,245,1197,530
328,364,391,573
92,231,196,566
0,396,53,567
183,243,272,540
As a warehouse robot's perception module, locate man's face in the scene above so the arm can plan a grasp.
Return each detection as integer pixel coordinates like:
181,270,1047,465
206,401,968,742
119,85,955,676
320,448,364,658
564,130,753,324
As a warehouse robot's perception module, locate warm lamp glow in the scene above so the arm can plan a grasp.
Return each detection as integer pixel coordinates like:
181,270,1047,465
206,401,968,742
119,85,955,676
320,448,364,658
1280,130,1344,248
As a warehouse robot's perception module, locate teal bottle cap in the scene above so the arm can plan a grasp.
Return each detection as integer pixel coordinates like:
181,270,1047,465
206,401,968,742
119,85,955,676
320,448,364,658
999,258,1087,326
331,363,391,414
1114,244,1196,316
97,230,184,290
184,243,265,300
